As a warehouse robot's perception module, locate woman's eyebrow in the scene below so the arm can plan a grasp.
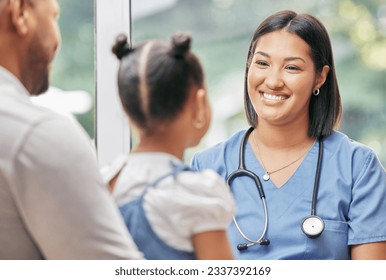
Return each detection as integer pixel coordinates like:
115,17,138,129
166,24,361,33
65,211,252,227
284,56,306,63
254,51,306,63
254,51,270,57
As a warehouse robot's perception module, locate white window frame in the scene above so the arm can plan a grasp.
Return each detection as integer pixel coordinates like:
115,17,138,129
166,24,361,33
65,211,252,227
94,0,131,167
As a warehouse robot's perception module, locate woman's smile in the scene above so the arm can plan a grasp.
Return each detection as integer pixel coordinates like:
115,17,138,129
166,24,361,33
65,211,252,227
260,91,289,101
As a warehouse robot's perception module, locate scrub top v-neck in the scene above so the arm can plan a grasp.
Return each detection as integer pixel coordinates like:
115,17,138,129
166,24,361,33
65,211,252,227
191,129,386,259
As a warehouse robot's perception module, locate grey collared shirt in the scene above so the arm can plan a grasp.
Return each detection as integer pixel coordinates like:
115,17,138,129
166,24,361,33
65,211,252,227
0,66,143,259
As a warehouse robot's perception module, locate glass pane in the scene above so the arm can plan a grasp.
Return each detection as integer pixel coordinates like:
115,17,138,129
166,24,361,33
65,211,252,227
50,0,94,137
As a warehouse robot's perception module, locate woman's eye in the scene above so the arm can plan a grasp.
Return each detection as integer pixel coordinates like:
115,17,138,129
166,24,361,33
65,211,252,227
286,65,300,71
256,60,269,67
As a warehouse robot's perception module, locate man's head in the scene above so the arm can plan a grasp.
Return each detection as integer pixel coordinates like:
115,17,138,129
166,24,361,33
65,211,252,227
0,0,61,96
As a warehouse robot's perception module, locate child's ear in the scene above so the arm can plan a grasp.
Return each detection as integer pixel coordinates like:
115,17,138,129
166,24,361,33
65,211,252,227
192,88,207,129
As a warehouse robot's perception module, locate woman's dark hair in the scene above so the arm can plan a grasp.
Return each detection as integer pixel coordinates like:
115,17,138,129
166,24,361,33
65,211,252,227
112,32,204,135
244,10,342,138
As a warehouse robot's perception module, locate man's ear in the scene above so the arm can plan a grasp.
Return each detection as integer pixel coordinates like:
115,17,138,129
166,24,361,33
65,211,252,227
9,0,31,36
192,88,208,129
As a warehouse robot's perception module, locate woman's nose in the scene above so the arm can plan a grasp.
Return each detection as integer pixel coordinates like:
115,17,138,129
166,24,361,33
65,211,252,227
264,69,284,89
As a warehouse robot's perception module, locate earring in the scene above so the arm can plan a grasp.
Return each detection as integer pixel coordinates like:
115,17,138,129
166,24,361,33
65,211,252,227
313,89,320,96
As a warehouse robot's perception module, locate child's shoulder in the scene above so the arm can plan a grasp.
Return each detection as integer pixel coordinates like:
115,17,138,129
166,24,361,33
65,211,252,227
151,168,235,229
176,168,233,203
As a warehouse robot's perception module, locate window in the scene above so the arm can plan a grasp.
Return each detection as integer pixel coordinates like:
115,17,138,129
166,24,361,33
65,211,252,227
92,0,385,166
130,0,386,165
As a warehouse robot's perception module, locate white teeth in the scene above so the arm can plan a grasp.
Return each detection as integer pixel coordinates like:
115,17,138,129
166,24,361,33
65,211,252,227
263,92,287,101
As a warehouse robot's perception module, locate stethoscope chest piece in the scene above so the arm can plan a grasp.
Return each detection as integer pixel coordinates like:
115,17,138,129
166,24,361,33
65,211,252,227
301,215,325,238
229,128,325,250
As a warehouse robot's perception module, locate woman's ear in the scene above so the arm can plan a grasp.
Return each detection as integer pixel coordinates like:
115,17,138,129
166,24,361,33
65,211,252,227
192,88,208,129
314,65,330,91
9,0,31,36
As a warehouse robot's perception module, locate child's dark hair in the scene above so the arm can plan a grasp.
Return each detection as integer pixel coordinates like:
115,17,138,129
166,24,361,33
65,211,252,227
112,32,205,135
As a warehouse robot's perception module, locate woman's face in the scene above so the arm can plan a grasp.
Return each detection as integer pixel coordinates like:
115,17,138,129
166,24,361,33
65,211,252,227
247,29,325,128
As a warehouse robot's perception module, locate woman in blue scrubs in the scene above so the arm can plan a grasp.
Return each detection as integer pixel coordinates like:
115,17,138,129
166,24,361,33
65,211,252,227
191,10,386,259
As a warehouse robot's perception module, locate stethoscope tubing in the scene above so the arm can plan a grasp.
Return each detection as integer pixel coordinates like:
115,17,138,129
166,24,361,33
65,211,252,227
226,127,269,246
311,138,323,216
227,127,324,250
232,197,268,244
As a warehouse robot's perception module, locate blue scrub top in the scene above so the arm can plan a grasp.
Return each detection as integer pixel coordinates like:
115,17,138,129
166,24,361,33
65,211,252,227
191,129,386,259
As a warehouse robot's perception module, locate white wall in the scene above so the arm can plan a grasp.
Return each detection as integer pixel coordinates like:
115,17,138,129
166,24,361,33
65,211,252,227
94,0,131,167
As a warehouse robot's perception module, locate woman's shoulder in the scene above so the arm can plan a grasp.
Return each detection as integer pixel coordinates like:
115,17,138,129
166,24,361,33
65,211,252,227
325,131,384,179
198,129,246,154
325,131,376,157
192,129,246,169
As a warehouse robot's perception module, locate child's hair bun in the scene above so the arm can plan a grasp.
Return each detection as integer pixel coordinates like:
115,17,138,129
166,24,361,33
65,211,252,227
170,32,191,58
112,33,131,59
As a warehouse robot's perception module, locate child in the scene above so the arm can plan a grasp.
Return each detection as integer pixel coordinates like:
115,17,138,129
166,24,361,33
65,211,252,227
109,32,235,260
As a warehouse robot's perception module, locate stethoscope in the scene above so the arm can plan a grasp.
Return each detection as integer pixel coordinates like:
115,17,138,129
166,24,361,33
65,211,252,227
226,127,324,251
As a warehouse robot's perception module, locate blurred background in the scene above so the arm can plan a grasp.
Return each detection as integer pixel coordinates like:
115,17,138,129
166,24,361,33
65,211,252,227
51,0,385,165
46,1,94,135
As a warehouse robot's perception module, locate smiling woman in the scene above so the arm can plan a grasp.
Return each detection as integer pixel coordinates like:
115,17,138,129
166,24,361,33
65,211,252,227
191,10,386,260
247,30,330,131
